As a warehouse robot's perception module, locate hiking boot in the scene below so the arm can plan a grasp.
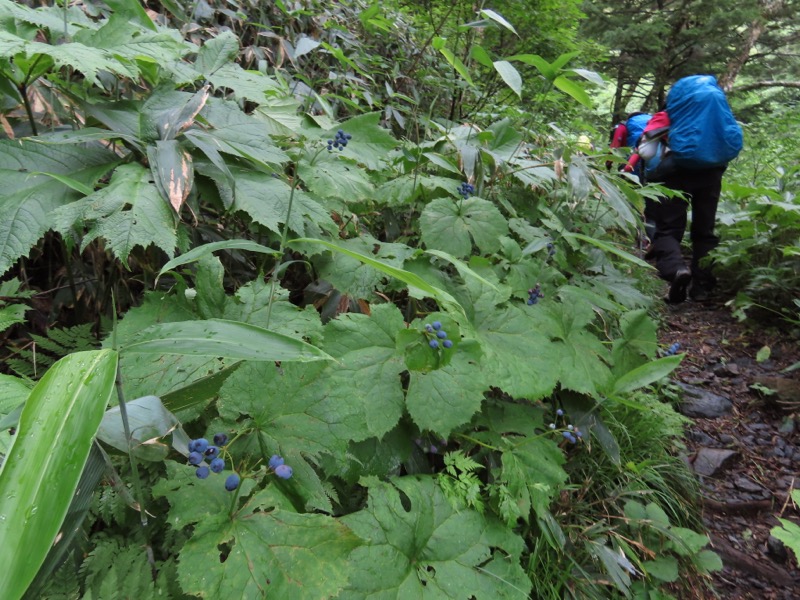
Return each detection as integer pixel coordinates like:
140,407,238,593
666,268,691,304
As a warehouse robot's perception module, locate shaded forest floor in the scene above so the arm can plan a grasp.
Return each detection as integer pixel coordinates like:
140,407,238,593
657,295,800,599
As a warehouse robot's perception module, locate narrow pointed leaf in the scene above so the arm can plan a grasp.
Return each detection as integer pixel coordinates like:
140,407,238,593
157,240,280,282
121,319,333,362
480,9,518,35
493,60,522,97
611,355,682,395
563,232,653,268
553,75,592,107
0,350,118,600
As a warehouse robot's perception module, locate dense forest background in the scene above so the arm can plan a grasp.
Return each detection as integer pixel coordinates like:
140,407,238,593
0,1,798,599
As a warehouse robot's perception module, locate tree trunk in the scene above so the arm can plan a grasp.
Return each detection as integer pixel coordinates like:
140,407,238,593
718,0,787,92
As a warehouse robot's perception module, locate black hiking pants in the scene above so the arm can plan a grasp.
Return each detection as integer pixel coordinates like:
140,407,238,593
648,166,725,290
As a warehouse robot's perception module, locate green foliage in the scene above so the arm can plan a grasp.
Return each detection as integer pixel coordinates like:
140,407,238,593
0,1,740,598
711,163,800,323
770,489,800,563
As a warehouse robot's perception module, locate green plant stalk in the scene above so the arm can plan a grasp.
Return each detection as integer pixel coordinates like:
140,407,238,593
265,173,300,329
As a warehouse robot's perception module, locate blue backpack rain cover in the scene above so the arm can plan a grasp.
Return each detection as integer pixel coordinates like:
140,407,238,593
665,75,743,169
625,113,651,148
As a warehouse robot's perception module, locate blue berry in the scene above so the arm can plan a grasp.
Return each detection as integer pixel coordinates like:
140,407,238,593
204,446,219,459
436,330,447,339
196,466,210,479
442,339,453,349
193,438,209,453
425,324,434,332
213,433,228,446
429,339,439,349
225,473,240,491
565,433,577,444
432,321,442,330
562,431,572,440
576,430,583,438
210,457,225,473
269,455,284,470
275,464,293,479
556,409,564,416
188,451,203,465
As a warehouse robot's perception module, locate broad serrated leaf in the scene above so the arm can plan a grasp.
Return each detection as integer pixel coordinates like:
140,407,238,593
611,308,657,375
224,169,334,237
330,113,400,170
154,464,359,599
314,236,415,298
25,39,136,85
420,197,508,258
298,151,374,202
218,361,372,458
206,62,282,101
0,304,27,333
340,477,530,599
406,352,488,436
0,140,117,276
541,301,612,395
52,163,177,267
321,304,406,438
195,30,239,76
501,437,567,520
466,283,559,399
196,99,289,166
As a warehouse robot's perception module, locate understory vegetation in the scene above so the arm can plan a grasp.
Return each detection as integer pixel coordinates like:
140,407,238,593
0,1,798,599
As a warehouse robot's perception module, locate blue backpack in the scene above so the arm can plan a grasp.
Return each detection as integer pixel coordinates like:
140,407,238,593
625,113,651,148
665,75,743,169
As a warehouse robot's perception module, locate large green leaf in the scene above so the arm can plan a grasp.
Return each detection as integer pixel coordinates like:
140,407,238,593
221,168,334,237
406,351,489,436
420,197,508,258
122,319,333,362
153,465,359,599
53,163,177,267
0,350,118,600
0,139,117,276
340,476,530,599
321,305,406,438
195,30,239,75
326,113,400,170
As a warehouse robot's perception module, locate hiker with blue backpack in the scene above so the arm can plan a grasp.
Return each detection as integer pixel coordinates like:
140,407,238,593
623,75,743,303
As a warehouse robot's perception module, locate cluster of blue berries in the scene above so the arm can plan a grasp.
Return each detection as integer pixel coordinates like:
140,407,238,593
188,433,240,491
457,182,475,199
527,283,544,305
425,320,453,350
546,242,556,257
548,408,581,445
663,342,681,356
269,454,294,479
327,129,351,151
